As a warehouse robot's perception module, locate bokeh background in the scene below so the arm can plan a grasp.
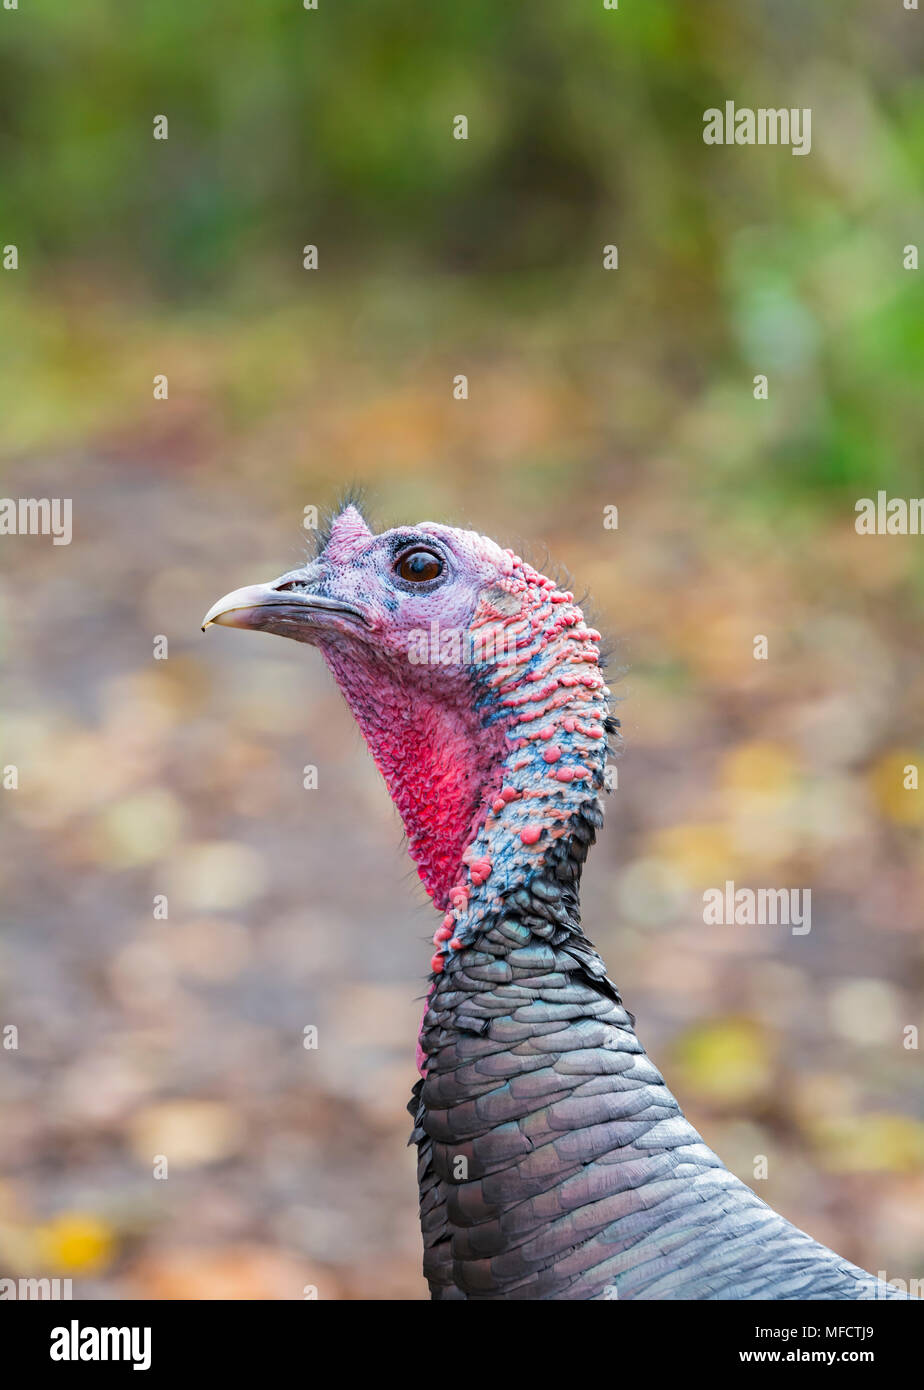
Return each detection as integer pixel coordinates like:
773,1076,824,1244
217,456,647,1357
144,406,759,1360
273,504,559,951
1,1,923,1299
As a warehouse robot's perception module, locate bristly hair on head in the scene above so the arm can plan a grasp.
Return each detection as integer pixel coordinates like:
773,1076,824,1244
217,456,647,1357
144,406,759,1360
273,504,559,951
310,486,371,560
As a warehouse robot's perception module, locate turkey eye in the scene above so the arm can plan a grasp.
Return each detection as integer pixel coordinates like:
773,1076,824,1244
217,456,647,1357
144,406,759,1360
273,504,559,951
395,549,444,584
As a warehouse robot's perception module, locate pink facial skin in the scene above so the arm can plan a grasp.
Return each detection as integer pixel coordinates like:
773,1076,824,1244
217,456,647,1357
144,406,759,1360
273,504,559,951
312,509,517,909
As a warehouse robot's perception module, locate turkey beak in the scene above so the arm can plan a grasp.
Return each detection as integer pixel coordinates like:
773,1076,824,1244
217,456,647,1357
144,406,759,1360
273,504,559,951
202,576,369,639
202,582,284,631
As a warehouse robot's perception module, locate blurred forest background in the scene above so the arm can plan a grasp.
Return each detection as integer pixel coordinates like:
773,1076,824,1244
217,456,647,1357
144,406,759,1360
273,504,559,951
1,1,923,1298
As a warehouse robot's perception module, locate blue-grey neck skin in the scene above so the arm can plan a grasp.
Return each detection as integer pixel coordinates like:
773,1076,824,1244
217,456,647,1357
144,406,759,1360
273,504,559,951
412,798,908,1301
429,587,613,963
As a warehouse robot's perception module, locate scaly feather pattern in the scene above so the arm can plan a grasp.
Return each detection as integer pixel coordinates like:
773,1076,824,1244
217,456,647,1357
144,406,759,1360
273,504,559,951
410,803,906,1299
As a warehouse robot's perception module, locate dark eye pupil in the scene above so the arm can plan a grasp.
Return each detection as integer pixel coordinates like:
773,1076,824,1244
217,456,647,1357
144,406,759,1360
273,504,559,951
397,550,443,583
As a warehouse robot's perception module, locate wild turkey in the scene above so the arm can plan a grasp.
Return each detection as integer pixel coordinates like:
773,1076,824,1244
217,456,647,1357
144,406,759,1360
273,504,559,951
204,503,908,1301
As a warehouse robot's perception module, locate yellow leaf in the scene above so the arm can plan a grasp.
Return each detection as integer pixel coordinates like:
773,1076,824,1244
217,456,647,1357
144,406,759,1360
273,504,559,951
869,750,924,826
810,1113,924,1175
672,1018,773,1105
650,823,734,888
38,1213,115,1274
720,741,798,797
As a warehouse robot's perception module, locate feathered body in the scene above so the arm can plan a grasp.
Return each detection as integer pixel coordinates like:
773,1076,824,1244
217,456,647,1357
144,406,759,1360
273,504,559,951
205,503,908,1301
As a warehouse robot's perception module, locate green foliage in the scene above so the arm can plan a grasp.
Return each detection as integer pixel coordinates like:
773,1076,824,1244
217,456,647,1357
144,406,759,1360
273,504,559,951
0,0,921,505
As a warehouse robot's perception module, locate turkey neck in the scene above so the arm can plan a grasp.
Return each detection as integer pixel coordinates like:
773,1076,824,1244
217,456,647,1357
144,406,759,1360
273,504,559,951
419,583,619,1064
418,791,635,1070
